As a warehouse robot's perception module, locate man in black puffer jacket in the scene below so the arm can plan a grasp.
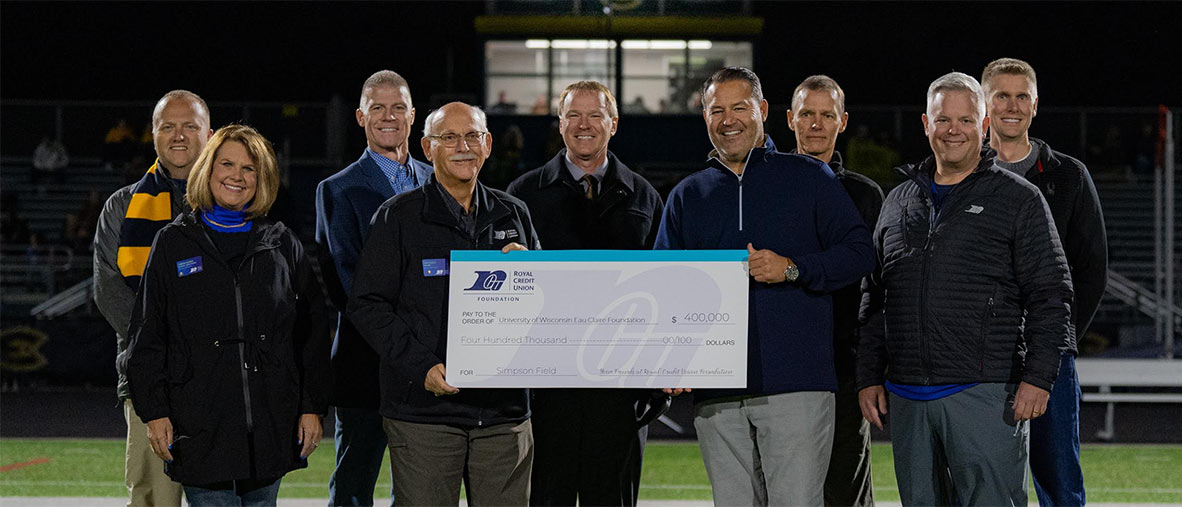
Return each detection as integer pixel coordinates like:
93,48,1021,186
857,72,1074,506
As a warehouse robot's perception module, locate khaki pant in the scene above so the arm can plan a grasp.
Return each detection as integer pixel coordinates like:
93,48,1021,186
384,417,532,506
125,399,183,507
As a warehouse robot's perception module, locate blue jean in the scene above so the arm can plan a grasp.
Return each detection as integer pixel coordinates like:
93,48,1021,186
1030,353,1086,506
329,406,393,506
183,477,281,507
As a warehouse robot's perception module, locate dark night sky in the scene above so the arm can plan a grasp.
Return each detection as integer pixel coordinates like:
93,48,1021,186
2,1,1180,107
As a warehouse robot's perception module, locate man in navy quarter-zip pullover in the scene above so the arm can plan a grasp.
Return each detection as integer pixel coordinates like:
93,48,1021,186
654,66,875,506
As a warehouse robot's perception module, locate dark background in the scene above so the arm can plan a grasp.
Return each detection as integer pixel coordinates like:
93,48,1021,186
3,1,1179,107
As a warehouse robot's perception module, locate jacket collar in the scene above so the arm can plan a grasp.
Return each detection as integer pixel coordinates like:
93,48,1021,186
1029,137,1062,169
420,175,511,236
897,154,995,190
537,149,635,194
706,135,779,175
981,137,1063,176
787,149,846,175
174,210,286,265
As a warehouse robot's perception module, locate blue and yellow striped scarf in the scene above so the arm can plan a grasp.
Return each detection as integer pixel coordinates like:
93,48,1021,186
116,160,186,289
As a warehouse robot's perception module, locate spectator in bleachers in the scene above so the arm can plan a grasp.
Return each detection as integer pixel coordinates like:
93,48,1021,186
1090,125,1126,169
32,136,69,186
139,121,157,160
486,123,525,189
63,190,104,253
489,90,517,114
103,119,137,172
623,95,650,115
531,94,550,115
1132,122,1157,181
93,89,211,507
1,192,32,245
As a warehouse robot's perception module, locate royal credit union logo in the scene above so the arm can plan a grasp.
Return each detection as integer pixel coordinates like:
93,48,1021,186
466,270,507,291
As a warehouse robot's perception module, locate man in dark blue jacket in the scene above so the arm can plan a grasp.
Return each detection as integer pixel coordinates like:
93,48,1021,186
655,67,875,506
507,80,666,507
982,57,1107,507
314,70,432,507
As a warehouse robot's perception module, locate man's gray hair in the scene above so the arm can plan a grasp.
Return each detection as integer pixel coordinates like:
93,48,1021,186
792,75,846,115
360,70,412,110
926,72,985,121
152,90,209,130
422,103,488,137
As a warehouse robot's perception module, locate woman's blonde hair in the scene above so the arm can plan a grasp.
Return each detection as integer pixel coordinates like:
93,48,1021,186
186,124,279,218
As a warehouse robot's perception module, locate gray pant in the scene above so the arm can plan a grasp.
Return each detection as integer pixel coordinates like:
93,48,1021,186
383,417,532,506
694,391,835,506
889,383,1029,506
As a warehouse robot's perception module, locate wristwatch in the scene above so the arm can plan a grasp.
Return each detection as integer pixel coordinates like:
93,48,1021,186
783,263,799,283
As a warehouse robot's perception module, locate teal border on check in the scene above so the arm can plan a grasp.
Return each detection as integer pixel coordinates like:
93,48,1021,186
450,249,748,262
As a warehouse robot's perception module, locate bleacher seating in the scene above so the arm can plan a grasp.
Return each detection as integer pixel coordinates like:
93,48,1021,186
2,162,122,313
3,164,125,242
1090,167,1182,346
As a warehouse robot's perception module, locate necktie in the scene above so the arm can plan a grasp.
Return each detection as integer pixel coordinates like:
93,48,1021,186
582,174,597,200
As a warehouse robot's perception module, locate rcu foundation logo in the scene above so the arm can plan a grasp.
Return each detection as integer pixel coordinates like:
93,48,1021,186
466,270,508,291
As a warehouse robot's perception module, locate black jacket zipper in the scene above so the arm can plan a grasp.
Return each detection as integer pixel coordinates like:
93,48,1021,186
919,198,937,385
234,279,254,432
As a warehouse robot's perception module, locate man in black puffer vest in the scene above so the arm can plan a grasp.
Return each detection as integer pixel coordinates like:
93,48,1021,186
982,57,1107,507
857,72,1074,506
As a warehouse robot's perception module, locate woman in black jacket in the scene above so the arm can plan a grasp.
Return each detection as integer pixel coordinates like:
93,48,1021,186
126,124,329,506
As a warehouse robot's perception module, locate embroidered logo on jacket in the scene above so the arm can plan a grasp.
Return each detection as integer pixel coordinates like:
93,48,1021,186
965,205,985,214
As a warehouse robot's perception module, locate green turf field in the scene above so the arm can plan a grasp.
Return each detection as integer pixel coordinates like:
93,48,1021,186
2,439,1180,503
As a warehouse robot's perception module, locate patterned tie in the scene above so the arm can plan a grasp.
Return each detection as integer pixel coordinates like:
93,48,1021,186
582,174,597,200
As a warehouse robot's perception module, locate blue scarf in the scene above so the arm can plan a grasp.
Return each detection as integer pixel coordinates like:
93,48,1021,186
201,204,253,232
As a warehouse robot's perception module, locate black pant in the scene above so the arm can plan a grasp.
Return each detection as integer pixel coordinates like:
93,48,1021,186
529,389,648,507
824,375,874,507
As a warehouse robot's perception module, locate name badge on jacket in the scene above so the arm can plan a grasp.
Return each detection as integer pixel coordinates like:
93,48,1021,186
422,258,449,277
176,256,203,277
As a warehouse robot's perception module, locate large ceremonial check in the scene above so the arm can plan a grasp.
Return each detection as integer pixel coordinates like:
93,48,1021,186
446,249,749,389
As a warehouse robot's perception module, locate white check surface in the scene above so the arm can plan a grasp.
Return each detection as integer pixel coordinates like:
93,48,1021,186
446,250,749,388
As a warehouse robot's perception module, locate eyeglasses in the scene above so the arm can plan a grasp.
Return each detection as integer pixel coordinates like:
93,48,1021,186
427,131,487,148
